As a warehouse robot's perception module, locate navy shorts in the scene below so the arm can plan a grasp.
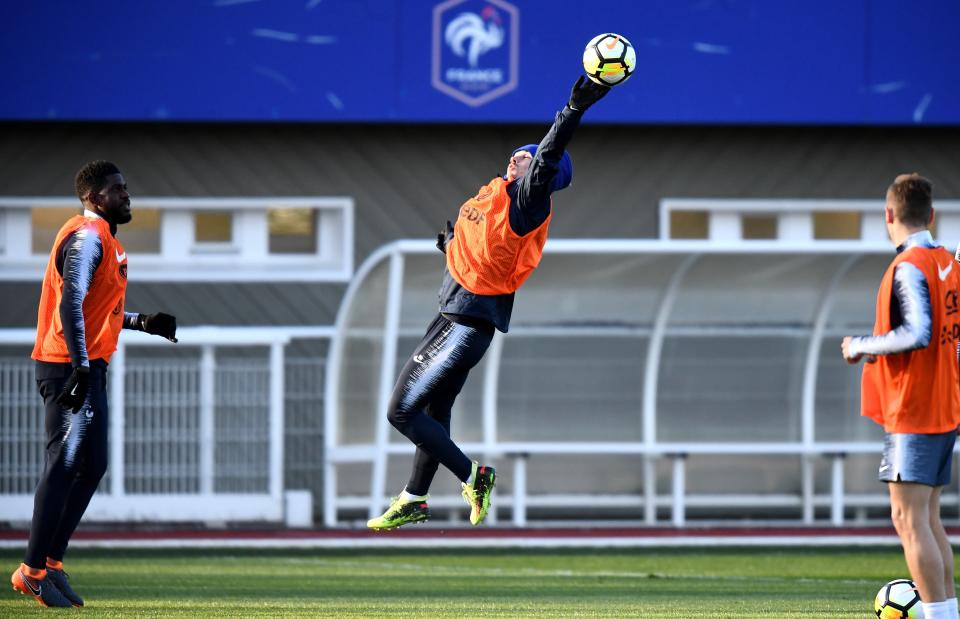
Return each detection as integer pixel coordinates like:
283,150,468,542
879,431,957,487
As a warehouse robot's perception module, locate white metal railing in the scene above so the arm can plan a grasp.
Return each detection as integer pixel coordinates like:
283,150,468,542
660,198,960,243
0,197,354,281
322,238,960,528
0,326,331,524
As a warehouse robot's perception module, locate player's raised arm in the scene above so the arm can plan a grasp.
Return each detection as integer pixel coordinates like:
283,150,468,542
511,78,610,228
510,33,633,230
507,78,608,236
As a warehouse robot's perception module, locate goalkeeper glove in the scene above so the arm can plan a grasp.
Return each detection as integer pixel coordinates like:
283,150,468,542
56,366,90,413
568,75,610,112
140,312,178,342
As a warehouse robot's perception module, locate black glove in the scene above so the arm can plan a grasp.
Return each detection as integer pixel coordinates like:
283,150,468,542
140,312,178,342
56,366,91,413
436,220,454,254
568,75,611,112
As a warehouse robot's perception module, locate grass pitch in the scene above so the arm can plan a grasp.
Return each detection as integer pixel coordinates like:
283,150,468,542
0,546,928,617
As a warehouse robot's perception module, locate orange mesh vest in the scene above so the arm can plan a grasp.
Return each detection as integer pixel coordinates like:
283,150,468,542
446,177,552,295
861,245,960,433
32,215,128,364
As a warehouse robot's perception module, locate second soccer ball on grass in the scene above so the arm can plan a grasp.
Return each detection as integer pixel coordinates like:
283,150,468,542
874,579,923,618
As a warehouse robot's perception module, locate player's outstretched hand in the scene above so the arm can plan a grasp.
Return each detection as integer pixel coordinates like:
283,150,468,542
568,75,610,112
56,366,90,413
141,312,178,343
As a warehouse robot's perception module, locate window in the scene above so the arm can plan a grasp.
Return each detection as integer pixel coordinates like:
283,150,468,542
268,208,316,254
31,206,161,254
31,206,78,253
669,211,708,239
813,212,860,240
195,212,233,243
741,215,777,240
121,209,161,253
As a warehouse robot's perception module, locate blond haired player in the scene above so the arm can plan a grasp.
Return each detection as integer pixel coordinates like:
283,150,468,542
842,174,960,619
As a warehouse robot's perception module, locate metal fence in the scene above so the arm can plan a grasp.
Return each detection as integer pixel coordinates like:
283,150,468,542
0,327,328,524
0,359,44,494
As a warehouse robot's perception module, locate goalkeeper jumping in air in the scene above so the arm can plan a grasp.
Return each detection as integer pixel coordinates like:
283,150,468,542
368,76,612,530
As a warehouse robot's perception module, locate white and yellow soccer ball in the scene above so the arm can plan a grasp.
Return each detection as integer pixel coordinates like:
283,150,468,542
875,579,923,618
582,33,636,86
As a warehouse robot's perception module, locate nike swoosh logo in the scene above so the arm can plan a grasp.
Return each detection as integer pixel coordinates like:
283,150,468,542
20,572,41,596
413,354,426,364
115,248,126,262
605,35,620,50
70,383,79,396
879,465,890,472
938,261,953,281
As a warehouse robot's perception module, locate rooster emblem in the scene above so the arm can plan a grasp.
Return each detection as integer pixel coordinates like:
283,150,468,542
444,6,504,67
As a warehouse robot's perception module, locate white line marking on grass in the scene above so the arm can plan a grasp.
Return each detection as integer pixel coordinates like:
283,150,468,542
267,557,881,586
2,534,935,550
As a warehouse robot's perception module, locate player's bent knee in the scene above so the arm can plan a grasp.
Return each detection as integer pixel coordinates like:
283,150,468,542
386,406,413,431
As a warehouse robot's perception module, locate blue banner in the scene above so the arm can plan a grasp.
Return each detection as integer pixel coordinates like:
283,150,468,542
1,1,957,124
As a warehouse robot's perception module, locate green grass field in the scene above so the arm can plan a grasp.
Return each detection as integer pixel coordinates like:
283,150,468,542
0,546,933,617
